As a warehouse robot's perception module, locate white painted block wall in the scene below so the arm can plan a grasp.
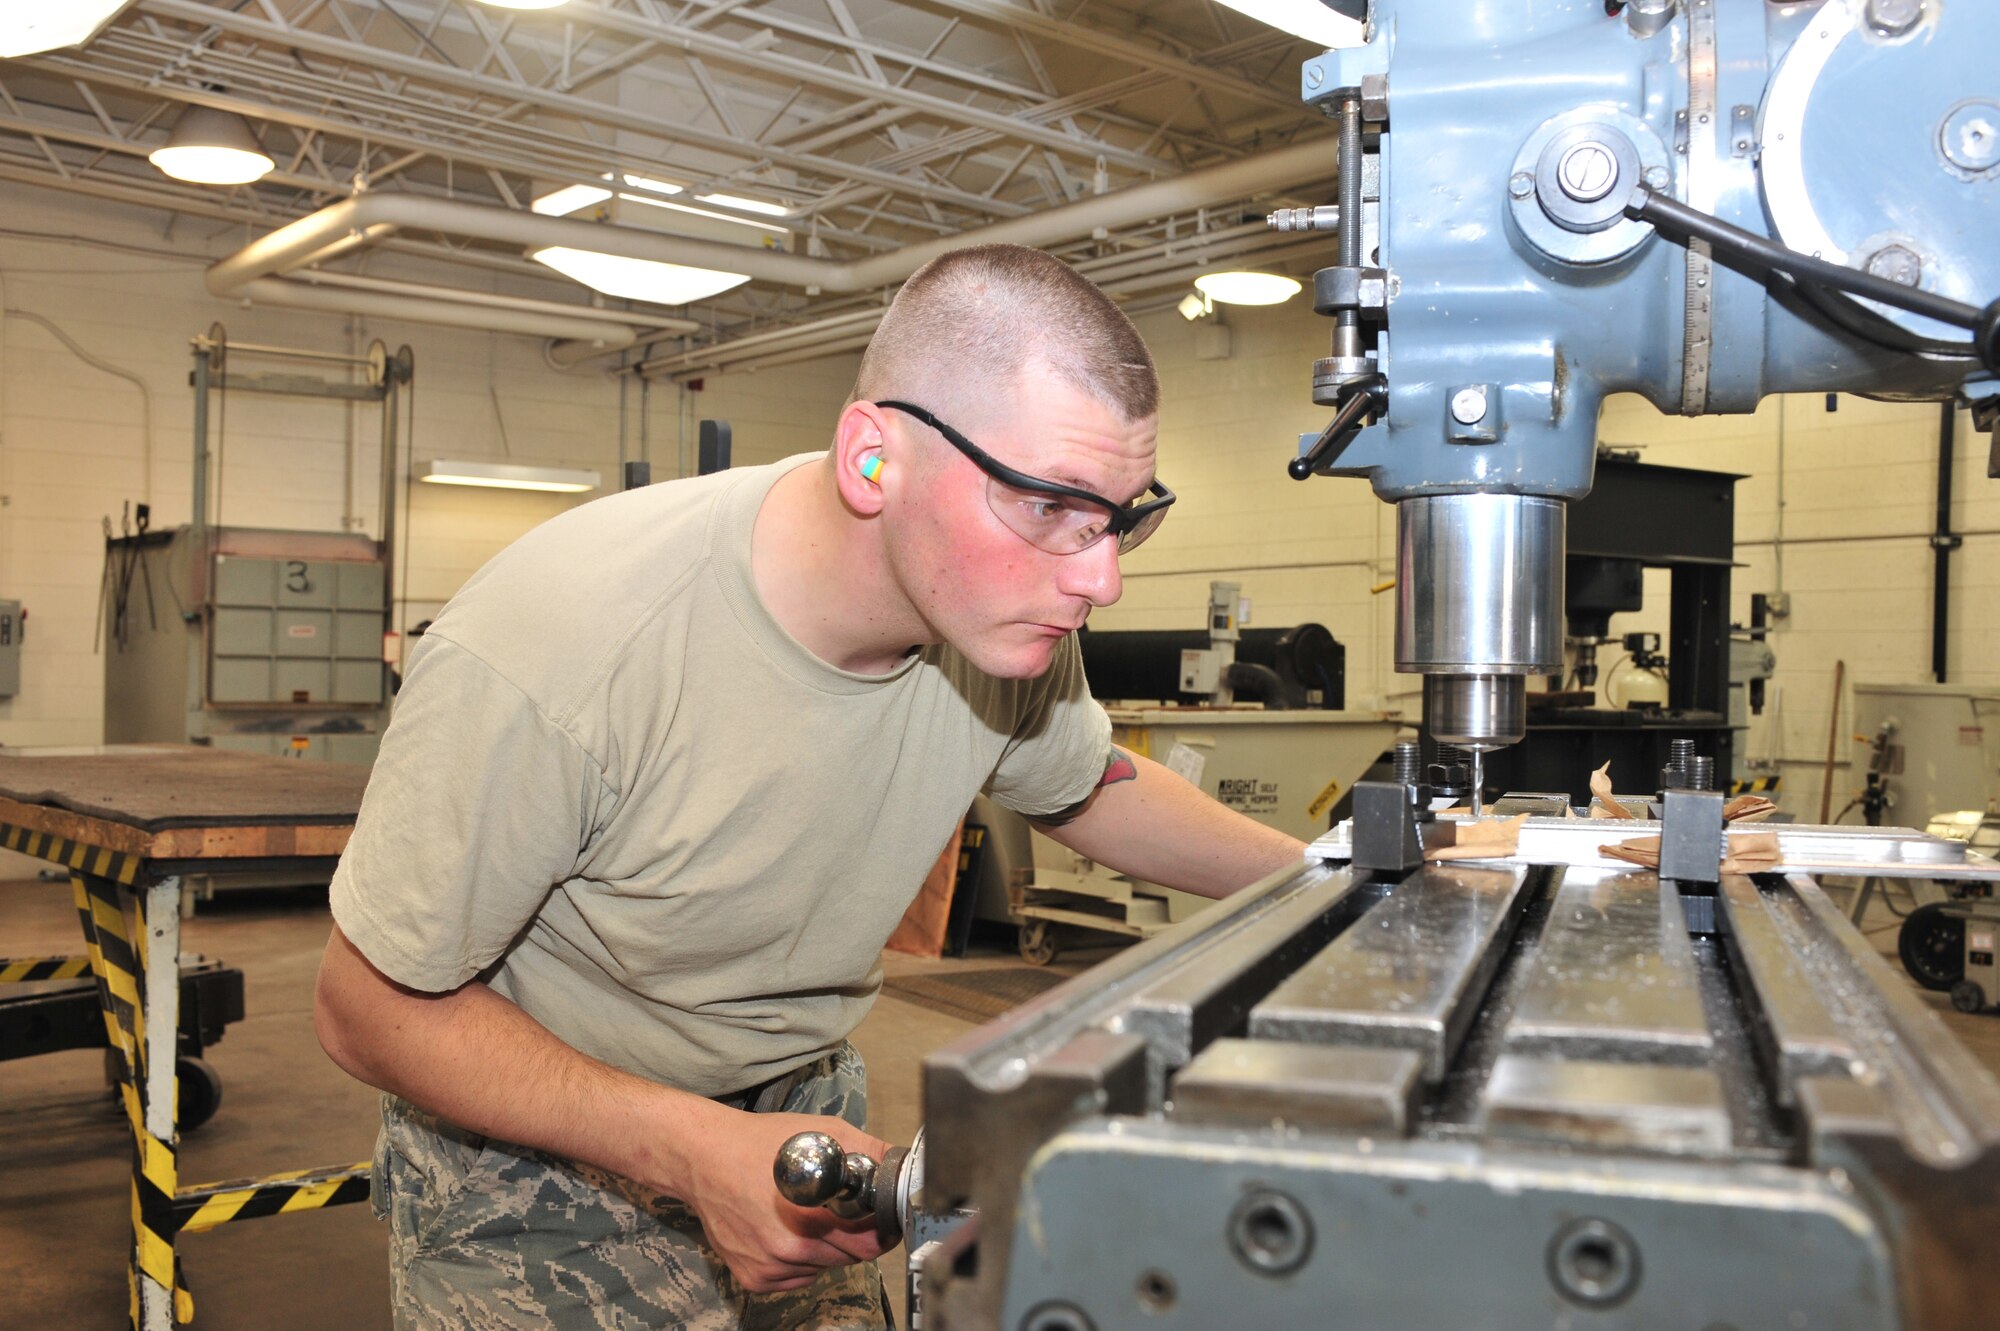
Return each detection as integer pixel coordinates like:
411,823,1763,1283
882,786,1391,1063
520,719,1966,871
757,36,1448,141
0,184,861,874
1114,299,1999,826
2,180,1992,866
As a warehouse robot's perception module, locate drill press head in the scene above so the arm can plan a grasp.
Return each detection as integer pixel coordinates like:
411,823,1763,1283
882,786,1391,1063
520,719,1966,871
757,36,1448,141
1399,493,1563,755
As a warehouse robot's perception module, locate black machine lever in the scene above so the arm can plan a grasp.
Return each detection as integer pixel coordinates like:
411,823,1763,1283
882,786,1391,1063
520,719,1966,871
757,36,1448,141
1289,375,1387,480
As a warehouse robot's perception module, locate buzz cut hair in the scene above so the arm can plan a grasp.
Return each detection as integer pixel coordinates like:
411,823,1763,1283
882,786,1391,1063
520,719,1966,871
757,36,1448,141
848,244,1159,431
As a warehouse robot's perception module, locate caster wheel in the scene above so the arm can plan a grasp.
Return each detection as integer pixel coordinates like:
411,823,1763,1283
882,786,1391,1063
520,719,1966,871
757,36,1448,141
177,1056,224,1131
1951,980,1988,1015
1018,920,1058,966
1898,904,1965,992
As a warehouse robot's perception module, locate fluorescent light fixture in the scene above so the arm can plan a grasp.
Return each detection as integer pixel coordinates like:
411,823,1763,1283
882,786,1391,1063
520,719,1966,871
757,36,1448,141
1177,291,1213,321
1195,271,1304,306
1214,0,1366,48
531,183,613,216
474,0,569,9
530,247,751,305
0,0,134,57
622,174,685,196
616,192,790,234
419,460,600,493
695,192,790,218
148,107,274,185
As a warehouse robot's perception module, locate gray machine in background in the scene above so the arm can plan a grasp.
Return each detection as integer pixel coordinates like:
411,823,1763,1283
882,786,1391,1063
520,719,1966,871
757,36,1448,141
105,528,392,763
1847,682,2000,1014
103,328,411,766
968,584,1397,962
895,4,2000,1327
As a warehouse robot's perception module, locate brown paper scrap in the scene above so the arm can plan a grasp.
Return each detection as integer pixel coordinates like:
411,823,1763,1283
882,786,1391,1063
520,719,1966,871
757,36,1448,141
1724,795,1778,823
1589,762,1636,820
1598,831,1782,874
1428,814,1529,862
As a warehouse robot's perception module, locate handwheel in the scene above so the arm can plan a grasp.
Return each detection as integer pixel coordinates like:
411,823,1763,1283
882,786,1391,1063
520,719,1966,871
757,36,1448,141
1018,920,1058,966
177,1056,224,1131
1898,903,1965,992
1951,980,1988,1015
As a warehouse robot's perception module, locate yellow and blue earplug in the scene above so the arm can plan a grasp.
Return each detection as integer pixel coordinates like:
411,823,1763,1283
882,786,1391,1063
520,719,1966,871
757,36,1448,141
860,455,885,484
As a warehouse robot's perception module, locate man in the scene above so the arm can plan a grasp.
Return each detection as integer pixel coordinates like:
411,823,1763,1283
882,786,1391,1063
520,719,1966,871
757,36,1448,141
315,243,1305,1329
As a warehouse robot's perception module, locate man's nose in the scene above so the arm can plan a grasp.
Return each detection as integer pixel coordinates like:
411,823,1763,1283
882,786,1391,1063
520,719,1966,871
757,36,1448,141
1058,536,1123,607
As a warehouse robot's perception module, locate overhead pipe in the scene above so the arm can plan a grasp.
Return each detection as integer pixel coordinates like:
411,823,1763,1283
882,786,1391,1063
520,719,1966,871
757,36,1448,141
206,136,1337,355
293,269,698,331
230,277,644,346
621,221,1319,376
649,235,1336,381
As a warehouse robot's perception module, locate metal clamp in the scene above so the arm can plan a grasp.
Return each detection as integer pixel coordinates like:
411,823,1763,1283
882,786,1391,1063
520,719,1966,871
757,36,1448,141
1659,788,1725,886
1349,780,1426,876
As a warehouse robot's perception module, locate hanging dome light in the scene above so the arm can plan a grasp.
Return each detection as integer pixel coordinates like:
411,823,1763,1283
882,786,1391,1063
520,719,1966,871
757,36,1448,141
149,107,274,185
1193,271,1304,306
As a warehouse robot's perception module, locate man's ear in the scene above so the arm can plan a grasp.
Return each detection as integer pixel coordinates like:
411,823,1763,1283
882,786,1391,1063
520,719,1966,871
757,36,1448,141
832,401,893,517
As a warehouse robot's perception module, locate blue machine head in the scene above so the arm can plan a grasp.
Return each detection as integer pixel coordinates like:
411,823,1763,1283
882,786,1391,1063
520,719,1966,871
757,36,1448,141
1286,0,1998,755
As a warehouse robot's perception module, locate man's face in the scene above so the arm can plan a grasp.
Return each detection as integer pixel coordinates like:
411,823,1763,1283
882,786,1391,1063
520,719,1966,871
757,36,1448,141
883,374,1159,680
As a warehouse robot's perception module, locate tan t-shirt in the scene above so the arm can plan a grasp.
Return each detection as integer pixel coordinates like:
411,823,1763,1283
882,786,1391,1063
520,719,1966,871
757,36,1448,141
330,453,1110,1096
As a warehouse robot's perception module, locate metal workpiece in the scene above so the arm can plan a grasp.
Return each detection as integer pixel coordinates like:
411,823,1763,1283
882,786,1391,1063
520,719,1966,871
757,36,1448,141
1311,814,2000,884
1395,493,1564,676
1502,868,1713,1065
1248,863,1532,1082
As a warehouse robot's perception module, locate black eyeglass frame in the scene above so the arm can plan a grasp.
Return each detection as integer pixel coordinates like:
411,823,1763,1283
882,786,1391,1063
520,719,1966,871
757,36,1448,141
874,399,1175,553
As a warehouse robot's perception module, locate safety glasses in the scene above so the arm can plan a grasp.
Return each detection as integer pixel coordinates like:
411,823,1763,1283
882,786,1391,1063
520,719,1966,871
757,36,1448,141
875,400,1174,555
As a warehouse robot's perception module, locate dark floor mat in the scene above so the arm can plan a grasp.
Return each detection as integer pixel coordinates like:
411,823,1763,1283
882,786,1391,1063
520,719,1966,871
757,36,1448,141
880,967,1069,1024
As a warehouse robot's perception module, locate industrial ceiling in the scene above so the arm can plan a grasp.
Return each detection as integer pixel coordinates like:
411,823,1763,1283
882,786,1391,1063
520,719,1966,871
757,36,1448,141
0,1,1342,375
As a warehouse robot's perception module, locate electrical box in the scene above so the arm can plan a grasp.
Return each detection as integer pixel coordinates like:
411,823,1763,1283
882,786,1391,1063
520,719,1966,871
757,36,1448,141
0,599,20,698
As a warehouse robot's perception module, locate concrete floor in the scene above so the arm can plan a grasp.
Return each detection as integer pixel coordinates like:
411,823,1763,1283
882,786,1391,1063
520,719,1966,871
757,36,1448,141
2,873,1996,1326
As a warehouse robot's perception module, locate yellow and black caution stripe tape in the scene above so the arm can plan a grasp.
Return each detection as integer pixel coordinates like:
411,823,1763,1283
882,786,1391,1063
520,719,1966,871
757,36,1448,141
133,1132,190,1321
1727,775,1783,796
0,821,143,885
174,1162,373,1234
53,872,188,1326
73,874,148,1084
0,955,92,982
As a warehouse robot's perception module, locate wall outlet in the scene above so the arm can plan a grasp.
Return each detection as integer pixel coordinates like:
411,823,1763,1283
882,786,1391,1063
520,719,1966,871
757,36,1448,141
1765,592,1792,619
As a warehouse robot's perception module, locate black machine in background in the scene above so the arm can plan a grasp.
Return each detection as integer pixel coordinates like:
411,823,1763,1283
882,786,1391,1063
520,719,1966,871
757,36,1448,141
1461,456,1747,804
1076,622,1346,710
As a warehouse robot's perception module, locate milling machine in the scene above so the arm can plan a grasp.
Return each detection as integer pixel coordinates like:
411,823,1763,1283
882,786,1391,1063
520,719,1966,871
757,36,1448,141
778,3,2000,1327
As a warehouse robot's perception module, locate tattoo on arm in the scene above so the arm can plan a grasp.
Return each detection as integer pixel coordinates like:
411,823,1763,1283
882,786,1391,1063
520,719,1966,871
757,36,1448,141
1029,748,1137,827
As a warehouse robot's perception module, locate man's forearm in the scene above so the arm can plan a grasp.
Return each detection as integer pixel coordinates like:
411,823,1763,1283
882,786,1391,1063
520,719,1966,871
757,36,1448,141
1034,750,1305,898
314,926,720,1196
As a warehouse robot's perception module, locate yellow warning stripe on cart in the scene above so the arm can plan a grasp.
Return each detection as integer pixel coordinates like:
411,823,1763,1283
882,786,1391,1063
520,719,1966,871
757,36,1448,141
174,1162,373,1234
1727,775,1783,796
0,955,92,982
0,821,142,885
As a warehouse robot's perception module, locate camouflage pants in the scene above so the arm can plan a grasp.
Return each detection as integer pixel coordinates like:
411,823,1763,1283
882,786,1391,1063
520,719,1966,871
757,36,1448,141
372,1043,892,1330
